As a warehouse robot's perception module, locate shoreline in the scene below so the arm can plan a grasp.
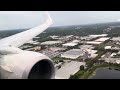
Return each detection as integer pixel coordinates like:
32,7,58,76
88,67,109,79
88,66,120,79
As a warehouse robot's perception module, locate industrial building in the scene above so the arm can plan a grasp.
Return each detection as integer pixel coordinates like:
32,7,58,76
62,42,78,47
41,41,62,45
105,46,112,49
105,46,120,50
94,37,110,42
86,37,109,45
71,40,80,43
61,49,84,59
104,58,120,64
49,47,66,52
80,36,93,41
50,35,59,39
86,41,102,45
41,49,62,58
85,49,98,58
111,37,120,41
79,45,94,49
89,34,108,38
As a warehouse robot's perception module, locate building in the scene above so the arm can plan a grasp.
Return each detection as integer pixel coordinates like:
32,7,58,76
105,46,112,50
105,46,120,50
61,49,84,59
71,40,80,43
79,45,94,49
89,54,98,58
80,36,92,41
41,41,62,45
62,42,78,47
94,37,110,42
89,34,108,38
116,60,120,64
50,35,59,39
86,41,102,45
49,47,66,52
104,58,120,64
66,35,74,39
41,49,62,58
85,49,98,58
111,37,120,41
110,53,117,57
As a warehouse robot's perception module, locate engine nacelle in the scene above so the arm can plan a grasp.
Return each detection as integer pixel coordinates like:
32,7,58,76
0,51,55,79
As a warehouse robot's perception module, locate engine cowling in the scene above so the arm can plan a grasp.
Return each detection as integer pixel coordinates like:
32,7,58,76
0,51,55,79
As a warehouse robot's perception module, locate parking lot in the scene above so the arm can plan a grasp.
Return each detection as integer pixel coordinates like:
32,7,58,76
55,61,85,79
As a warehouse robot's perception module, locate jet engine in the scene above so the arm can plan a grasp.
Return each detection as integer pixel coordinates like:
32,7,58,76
0,50,55,79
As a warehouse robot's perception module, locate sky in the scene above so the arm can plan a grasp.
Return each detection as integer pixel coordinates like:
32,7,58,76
1,11,120,30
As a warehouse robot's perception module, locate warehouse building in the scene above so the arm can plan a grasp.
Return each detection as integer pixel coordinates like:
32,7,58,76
41,41,63,45
86,41,102,45
61,49,84,59
89,34,108,38
111,37,120,41
105,46,112,50
62,42,78,47
79,45,94,49
94,37,110,42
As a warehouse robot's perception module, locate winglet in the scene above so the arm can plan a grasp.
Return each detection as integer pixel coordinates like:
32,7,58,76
45,11,53,24
0,11,53,48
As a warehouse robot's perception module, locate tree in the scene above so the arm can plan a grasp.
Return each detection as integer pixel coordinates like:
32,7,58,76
69,74,78,79
41,45,46,50
86,60,94,69
59,60,64,62
80,65,84,70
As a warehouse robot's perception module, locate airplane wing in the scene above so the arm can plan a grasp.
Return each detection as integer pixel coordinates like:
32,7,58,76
0,11,53,48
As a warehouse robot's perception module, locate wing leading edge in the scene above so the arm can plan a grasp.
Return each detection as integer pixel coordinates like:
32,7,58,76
0,12,53,48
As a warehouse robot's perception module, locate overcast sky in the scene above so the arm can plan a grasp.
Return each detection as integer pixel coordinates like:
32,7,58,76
0,11,120,30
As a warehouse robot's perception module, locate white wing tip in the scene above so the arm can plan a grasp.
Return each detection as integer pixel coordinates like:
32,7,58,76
45,11,53,23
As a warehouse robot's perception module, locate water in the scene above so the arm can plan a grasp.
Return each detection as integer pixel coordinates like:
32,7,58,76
90,68,120,79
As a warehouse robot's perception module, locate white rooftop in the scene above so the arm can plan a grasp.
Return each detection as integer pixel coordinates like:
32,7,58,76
111,37,120,41
41,41,62,45
89,54,98,58
105,46,112,49
87,49,97,54
86,41,102,45
61,49,84,59
89,34,108,38
72,40,80,43
94,37,110,42
63,42,78,47
79,45,94,49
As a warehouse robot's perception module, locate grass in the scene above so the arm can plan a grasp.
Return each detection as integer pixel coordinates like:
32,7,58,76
71,63,120,79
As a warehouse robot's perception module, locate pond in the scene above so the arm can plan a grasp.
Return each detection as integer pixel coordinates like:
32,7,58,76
90,68,120,79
